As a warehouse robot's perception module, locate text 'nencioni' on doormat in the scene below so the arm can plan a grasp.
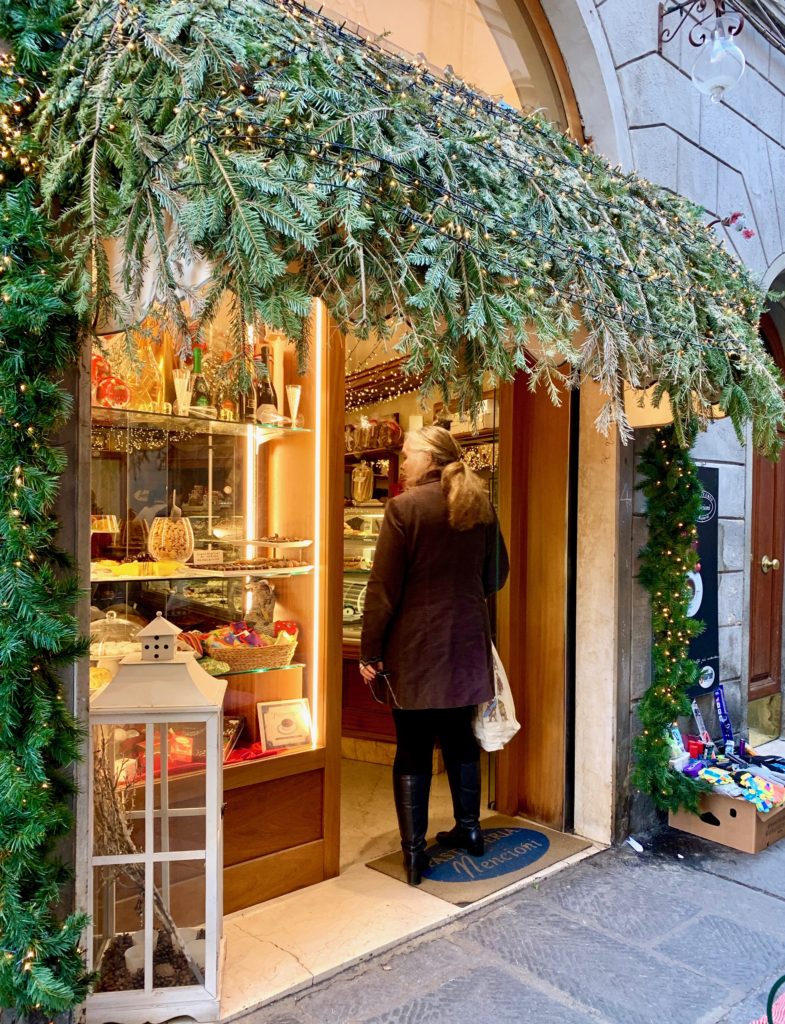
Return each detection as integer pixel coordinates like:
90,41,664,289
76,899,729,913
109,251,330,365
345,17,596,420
367,814,591,906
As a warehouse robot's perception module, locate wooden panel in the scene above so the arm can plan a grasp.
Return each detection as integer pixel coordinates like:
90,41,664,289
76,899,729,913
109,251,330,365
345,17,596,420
223,666,304,743
322,316,349,878
224,840,326,913
495,376,570,829
223,769,323,867
341,652,396,742
223,745,325,791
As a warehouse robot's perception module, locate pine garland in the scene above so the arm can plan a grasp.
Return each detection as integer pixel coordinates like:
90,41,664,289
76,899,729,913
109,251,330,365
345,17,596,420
0,0,93,1015
632,426,709,812
35,0,785,453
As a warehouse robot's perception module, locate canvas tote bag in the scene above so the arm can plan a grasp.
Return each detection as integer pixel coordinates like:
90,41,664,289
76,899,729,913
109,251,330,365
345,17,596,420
472,644,521,752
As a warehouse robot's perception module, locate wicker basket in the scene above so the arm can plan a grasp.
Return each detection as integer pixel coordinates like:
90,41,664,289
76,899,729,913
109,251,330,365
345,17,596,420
204,636,298,671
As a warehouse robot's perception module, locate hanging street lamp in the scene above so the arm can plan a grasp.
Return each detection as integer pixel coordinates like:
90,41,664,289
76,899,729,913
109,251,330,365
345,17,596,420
658,0,746,102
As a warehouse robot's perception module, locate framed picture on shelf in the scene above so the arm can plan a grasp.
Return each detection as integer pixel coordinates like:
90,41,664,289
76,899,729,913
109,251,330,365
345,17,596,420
257,698,313,752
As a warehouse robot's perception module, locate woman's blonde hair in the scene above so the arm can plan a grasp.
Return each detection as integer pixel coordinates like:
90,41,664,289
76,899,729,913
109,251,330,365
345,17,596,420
407,425,495,531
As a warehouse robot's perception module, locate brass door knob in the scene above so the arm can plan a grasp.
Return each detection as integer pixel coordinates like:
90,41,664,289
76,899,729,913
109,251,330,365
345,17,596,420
761,555,781,574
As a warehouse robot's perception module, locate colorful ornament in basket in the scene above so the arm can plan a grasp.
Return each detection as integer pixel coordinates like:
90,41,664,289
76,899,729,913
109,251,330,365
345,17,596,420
202,620,299,670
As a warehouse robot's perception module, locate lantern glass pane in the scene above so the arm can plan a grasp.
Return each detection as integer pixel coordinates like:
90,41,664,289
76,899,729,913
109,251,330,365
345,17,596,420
93,722,148,855
92,865,148,992
152,722,207,852
152,862,207,989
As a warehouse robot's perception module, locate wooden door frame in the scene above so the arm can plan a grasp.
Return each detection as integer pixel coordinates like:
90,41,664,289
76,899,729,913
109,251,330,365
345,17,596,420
748,312,785,702
494,375,574,830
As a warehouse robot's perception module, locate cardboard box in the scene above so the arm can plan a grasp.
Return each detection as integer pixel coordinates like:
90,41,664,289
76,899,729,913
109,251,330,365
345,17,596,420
669,792,785,854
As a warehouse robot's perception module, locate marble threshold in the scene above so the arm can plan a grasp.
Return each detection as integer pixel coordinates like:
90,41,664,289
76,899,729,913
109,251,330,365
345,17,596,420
218,834,601,1021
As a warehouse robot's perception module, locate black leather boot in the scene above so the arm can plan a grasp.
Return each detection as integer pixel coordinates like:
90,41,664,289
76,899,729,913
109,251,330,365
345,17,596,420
436,760,484,856
392,773,432,885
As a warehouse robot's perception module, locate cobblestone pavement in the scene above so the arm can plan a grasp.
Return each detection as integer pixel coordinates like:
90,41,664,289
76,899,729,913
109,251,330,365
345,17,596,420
237,828,785,1024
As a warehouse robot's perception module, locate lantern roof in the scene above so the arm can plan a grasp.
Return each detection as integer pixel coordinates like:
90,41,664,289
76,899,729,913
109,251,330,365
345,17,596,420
90,652,227,714
136,611,181,637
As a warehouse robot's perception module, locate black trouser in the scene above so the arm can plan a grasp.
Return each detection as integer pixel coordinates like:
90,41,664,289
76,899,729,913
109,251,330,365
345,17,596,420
392,706,479,775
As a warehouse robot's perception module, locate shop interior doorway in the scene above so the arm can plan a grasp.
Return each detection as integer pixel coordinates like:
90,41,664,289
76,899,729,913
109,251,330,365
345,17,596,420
336,329,576,870
337,331,502,868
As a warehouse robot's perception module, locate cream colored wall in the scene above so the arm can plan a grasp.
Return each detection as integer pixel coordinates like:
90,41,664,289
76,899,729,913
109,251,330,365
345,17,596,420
318,0,566,125
574,381,619,845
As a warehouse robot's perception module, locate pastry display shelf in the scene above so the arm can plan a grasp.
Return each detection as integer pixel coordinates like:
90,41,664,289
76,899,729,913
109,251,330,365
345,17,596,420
343,567,372,575
92,405,310,441
344,508,385,519
343,533,379,542
91,566,314,584
210,538,313,549
344,444,402,461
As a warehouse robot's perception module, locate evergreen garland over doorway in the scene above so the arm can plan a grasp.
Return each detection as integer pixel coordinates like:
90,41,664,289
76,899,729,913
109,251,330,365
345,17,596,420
0,0,783,1014
37,0,785,451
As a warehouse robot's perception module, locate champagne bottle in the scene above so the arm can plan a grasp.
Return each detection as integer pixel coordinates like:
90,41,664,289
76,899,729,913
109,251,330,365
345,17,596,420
252,343,278,422
191,343,212,408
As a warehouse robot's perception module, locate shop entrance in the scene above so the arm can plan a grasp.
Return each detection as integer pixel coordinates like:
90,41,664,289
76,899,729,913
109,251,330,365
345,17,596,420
337,332,576,869
338,333,504,868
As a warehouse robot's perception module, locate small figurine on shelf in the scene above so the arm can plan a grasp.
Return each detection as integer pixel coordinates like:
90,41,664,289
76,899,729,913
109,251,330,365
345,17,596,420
119,509,149,555
245,579,276,636
351,461,374,504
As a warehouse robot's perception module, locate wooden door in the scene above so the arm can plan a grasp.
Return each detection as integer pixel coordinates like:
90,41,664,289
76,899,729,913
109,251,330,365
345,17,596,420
749,314,785,701
494,375,572,829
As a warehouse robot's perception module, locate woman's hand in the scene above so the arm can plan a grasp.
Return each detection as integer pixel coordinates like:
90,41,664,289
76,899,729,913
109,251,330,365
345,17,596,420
360,660,383,682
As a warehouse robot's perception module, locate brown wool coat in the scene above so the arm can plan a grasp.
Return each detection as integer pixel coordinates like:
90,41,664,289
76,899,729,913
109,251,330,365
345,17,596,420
360,472,509,710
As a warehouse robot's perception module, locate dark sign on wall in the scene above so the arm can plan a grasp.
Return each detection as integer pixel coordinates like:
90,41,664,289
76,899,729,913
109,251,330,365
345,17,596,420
687,466,720,697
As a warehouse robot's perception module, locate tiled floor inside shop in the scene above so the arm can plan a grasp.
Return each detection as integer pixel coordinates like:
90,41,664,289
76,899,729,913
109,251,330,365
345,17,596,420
219,757,599,1020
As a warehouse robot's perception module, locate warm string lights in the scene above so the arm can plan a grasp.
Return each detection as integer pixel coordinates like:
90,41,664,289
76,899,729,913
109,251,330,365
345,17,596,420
0,0,93,1016
35,0,785,453
631,425,709,813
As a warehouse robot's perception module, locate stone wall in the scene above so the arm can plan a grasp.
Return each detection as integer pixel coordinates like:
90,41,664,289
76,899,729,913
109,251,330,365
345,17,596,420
586,2,784,832
548,0,785,831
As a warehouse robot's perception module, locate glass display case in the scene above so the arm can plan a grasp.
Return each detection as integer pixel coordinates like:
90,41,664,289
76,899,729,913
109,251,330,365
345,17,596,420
90,312,325,775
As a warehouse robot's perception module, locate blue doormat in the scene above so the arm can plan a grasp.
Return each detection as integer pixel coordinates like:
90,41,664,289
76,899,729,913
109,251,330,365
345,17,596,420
367,814,591,906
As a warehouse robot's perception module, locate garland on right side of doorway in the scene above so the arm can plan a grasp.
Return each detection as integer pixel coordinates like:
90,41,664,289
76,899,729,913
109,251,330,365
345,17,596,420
631,425,709,812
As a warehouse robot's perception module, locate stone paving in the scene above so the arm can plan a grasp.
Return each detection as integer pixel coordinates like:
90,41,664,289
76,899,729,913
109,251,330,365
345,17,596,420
236,827,785,1024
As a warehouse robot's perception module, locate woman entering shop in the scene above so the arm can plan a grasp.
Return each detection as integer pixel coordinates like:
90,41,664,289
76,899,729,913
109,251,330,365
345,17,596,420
359,427,509,884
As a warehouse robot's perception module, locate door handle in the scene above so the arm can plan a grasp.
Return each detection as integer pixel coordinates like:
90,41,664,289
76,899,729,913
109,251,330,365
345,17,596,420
761,555,781,574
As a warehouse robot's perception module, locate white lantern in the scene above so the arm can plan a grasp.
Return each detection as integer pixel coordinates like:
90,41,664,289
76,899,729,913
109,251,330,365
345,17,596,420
87,614,227,1024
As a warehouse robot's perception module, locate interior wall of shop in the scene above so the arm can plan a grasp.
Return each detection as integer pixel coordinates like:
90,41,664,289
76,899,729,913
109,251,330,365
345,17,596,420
567,1,785,834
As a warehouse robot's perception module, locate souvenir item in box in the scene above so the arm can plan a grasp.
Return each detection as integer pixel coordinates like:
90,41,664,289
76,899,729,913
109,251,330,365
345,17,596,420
119,509,149,553
257,698,312,752
351,461,374,503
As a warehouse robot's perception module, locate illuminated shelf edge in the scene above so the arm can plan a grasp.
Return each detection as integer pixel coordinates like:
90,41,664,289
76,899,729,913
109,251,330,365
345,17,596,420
91,406,311,439
90,566,315,583
220,661,306,678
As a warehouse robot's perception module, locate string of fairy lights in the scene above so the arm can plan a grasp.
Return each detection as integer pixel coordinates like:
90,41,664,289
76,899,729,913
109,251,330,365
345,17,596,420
41,0,763,370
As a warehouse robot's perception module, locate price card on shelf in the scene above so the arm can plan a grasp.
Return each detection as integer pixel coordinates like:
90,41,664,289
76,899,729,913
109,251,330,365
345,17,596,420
192,549,225,566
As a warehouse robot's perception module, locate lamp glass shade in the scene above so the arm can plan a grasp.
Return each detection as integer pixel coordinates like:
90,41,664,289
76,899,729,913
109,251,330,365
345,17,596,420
691,15,745,104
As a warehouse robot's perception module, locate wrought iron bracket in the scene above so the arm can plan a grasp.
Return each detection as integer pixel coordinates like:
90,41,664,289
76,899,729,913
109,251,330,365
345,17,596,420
658,0,745,55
